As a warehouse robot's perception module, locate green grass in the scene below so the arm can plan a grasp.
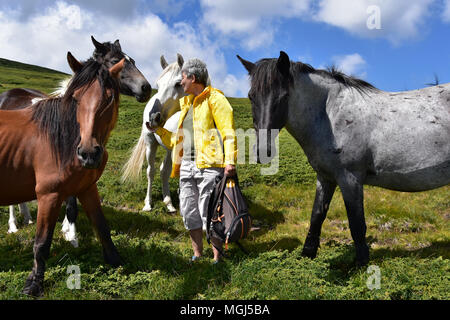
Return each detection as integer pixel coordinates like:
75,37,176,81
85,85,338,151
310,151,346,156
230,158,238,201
0,58,448,300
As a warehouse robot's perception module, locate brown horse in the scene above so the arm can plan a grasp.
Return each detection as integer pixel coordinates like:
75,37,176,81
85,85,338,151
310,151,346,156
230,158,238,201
0,37,152,246
0,52,137,296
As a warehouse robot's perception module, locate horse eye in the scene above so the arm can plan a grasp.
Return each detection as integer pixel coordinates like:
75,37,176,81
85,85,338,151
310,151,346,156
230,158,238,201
175,81,182,87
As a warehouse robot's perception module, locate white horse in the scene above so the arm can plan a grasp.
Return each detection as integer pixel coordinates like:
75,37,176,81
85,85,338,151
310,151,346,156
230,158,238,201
122,54,186,212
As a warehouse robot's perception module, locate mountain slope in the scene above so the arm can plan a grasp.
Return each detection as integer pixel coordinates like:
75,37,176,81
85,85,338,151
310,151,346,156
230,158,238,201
0,57,69,94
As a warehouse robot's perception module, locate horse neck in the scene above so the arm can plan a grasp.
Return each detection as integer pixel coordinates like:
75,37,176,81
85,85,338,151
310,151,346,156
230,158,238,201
286,72,337,134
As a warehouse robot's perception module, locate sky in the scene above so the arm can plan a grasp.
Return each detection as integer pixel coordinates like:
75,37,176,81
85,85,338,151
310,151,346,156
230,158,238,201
0,0,450,97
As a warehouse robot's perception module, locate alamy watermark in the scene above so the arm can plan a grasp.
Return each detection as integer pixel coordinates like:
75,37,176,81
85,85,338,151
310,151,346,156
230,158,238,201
180,128,280,175
66,265,81,290
366,265,381,290
367,5,382,30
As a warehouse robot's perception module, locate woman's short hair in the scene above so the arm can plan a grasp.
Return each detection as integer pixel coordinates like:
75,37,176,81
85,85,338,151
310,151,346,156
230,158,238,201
181,58,210,87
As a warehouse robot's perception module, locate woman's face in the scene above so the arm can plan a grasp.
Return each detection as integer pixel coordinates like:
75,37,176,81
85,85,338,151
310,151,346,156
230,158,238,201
181,72,195,95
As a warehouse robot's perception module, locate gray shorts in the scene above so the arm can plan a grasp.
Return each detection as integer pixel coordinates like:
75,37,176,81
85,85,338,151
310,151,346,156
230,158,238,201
179,159,223,231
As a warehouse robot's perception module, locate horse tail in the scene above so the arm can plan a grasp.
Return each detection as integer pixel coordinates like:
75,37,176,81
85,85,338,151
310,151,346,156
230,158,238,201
121,129,147,183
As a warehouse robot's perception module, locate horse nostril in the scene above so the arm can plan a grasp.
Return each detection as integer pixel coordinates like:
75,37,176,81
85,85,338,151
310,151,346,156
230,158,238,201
77,147,88,161
142,83,151,93
94,146,103,158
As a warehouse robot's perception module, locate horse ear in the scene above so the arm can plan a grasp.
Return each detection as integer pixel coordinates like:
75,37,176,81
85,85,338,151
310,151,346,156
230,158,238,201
160,55,168,69
237,55,255,74
67,52,83,73
91,35,108,54
109,58,125,78
177,53,184,68
114,39,122,51
277,51,290,78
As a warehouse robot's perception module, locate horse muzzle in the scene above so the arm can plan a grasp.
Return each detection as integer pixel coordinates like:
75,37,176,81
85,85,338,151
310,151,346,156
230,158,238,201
146,112,161,131
136,82,152,103
77,145,104,169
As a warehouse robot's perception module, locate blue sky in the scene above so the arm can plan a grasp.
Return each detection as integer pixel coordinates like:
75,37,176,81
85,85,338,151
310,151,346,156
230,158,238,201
1,0,450,96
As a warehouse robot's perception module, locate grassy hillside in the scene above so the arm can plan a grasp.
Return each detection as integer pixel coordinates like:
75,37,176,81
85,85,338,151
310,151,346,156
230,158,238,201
0,58,448,300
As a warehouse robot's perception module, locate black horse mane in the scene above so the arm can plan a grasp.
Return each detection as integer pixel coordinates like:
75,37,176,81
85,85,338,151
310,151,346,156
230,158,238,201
251,58,377,96
31,58,119,166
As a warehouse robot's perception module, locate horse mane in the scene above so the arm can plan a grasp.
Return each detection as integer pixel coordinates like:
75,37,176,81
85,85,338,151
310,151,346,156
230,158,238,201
251,58,377,96
31,58,119,166
157,62,181,82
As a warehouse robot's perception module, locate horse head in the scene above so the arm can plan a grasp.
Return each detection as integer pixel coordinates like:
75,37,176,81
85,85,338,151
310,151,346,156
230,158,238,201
67,54,124,169
145,53,185,129
237,51,291,163
91,36,151,103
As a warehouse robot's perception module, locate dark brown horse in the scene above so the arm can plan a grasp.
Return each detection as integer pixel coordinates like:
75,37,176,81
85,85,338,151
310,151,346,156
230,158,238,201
0,36,152,246
0,50,144,296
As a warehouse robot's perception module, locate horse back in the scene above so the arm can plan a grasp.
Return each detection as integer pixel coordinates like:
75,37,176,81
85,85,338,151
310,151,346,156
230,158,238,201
0,88,47,110
334,84,450,191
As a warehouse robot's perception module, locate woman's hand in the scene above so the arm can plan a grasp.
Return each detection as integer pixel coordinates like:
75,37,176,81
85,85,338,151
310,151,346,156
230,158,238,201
224,165,236,177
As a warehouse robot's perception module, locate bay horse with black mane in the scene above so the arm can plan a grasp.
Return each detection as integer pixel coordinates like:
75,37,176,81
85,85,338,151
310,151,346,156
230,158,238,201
238,51,450,266
0,48,150,296
0,36,151,246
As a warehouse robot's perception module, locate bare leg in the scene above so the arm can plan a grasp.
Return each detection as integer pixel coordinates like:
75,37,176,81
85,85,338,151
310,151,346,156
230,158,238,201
211,237,223,262
190,228,203,258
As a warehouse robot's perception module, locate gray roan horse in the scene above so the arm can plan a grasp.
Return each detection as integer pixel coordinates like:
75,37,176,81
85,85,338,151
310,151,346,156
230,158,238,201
238,51,450,265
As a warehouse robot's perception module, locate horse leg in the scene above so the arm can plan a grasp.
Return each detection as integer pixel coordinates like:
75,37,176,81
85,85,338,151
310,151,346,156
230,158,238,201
8,205,18,234
161,149,176,213
337,171,369,266
143,138,157,211
23,193,62,297
61,196,79,248
19,202,33,225
302,175,336,259
77,184,121,266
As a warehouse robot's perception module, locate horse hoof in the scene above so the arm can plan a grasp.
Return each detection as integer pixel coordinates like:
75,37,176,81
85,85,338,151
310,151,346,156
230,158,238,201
301,246,318,259
23,280,44,297
70,239,79,248
104,251,122,267
142,204,152,212
167,205,176,213
7,225,18,234
355,243,370,267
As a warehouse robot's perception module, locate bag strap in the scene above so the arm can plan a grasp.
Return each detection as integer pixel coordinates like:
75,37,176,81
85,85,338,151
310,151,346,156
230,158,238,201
206,175,228,244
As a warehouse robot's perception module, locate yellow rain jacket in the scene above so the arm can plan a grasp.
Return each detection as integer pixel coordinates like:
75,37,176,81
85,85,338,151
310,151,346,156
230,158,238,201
155,86,238,178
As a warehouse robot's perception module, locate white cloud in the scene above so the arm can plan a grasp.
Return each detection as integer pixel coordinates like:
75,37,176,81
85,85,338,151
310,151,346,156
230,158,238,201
0,1,243,96
443,0,450,22
332,53,367,78
313,0,434,44
199,0,311,49
220,74,250,98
